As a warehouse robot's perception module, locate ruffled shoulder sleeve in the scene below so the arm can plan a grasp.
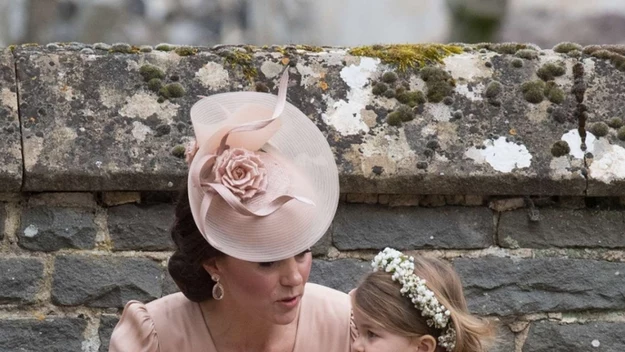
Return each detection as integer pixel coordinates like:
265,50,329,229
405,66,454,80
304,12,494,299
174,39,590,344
109,301,159,352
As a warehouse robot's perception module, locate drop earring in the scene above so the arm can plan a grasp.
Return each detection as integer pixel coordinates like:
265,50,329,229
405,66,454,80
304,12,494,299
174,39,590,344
211,274,224,300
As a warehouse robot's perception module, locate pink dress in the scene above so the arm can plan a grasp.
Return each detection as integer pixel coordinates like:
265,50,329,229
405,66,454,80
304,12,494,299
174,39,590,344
109,283,355,352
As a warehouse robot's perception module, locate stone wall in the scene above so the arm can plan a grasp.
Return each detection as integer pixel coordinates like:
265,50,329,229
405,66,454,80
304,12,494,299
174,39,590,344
1,42,625,351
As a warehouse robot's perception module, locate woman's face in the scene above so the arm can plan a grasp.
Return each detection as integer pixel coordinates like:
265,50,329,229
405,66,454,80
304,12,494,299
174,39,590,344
210,250,312,325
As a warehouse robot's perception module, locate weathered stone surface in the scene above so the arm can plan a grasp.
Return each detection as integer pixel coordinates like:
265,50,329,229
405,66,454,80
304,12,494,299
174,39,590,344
13,44,625,195
523,321,625,352
107,204,175,251
454,257,625,316
18,207,97,251
309,259,369,293
0,203,5,240
52,255,162,307
333,204,493,250
102,191,141,206
0,318,87,352
28,192,96,208
582,53,625,196
0,258,44,304
162,270,180,296
0,48,21,191
491,323,516,352
499,209,625,248
311,227,332,256
98,315,120,352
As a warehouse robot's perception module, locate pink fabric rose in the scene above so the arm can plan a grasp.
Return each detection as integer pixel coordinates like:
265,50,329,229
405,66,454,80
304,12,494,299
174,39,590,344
185,140,199,165
213,148,268,200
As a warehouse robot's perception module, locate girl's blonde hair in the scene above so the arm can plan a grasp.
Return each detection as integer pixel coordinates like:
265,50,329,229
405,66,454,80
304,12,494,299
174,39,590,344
353,255,495,352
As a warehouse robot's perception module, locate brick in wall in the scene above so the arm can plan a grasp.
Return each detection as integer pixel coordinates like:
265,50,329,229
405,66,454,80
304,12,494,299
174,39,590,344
523,321,625,352
51,255,162,308
0,318,86,352
499,209,625,248
0,258,44,304
454,257,625,316
333,204,493,250
309,259,370,293
18,206,97,251
107,204,175,251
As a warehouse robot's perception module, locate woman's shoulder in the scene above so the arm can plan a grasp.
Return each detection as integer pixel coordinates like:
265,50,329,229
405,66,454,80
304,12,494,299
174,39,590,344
302,283,351,323
109,293,206,352
299,283,355,349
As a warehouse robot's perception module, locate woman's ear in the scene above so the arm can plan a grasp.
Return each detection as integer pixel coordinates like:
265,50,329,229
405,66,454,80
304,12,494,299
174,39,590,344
412,335,437,352
202,257,220,277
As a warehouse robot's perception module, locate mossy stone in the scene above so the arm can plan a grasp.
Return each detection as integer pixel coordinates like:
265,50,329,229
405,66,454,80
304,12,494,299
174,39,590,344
551,141,570,157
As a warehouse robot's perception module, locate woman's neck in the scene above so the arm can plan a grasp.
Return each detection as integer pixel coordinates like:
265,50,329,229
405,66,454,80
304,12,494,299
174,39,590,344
200,299,300,352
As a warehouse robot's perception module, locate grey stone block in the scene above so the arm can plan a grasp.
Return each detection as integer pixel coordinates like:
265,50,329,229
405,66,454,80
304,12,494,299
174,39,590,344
162,270,180,296
334,204,493,250
309,259,370,293
311,227,332,256
108,204,175,251
98,315,120,352
0,318,86,352
0,203,5,240
499,209,625,248
18,207,97,251
0,48,22,192
523,321,625,352
454,257,625,316
0,258,44,304
52,255,162,308
490,323,516,352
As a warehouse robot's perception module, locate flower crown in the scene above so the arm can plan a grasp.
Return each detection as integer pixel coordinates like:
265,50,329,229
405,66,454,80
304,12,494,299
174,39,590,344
372,248,457,352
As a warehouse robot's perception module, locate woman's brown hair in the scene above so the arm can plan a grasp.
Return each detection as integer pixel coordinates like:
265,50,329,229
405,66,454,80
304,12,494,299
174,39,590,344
167,187,224,302
353,255,495,352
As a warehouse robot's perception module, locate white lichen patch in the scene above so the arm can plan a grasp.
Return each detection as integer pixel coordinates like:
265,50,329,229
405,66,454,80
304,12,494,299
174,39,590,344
261,61,284,79
99,85,126,109
196,62,229,90
296,61,326,89
424,103,454,122
23,224,38,238
443,52,494,80
0,87,17,112
132,121,152,142
119,92,179,123
588,138,625,183
465,137,532,172
549,156,584,179
322,57,379,136
455,82,484,102
409,75,427,92
561,129,597,159
359,127,417,175
324,48,350,66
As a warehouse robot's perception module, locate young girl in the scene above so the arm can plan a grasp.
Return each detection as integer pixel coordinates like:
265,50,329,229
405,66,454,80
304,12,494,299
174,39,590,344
351,248,495,352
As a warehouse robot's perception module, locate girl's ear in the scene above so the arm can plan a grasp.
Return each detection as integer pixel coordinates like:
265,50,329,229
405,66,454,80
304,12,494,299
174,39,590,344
412,335,437,352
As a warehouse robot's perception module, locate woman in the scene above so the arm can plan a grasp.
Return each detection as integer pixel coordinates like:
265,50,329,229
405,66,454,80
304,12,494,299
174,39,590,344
109,70,354,351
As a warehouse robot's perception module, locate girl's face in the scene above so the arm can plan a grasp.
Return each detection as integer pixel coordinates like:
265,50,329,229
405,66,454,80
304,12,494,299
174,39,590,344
207,250,312,325
351,306,418,352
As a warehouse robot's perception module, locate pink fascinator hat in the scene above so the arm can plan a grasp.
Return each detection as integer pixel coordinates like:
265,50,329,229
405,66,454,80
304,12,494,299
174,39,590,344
186,70,339,262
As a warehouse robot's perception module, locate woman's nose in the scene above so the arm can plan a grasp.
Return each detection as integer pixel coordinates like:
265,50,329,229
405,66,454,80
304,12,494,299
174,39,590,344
279,258,304,287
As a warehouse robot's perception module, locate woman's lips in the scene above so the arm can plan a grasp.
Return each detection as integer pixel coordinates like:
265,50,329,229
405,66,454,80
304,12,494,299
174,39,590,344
277,296,300,309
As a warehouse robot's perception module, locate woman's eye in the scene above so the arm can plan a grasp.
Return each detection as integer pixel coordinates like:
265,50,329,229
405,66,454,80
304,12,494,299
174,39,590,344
296,249,311,259
259,261,276,268
366,330,378,339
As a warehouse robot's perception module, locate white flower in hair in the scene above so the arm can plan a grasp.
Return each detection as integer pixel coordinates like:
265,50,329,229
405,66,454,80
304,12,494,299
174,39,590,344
371,247,457,352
